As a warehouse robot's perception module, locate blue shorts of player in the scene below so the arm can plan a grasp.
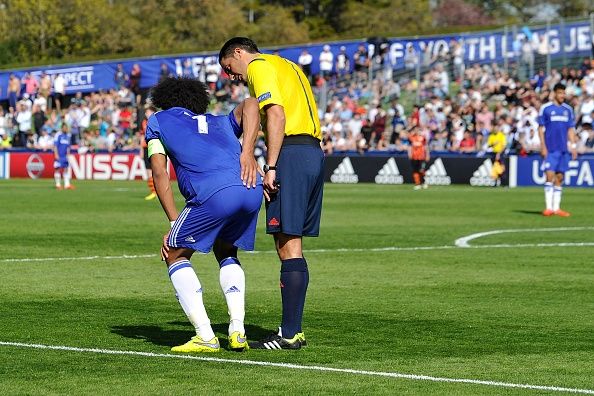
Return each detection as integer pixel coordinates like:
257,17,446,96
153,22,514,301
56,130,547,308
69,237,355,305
266,135,324,236
542,151,570,174
168,185,263,253
54,158,68,169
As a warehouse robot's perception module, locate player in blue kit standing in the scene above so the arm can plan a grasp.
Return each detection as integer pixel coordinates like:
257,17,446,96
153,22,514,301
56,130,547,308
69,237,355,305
53,124,75,190
146,76,263,353
538,83,578,217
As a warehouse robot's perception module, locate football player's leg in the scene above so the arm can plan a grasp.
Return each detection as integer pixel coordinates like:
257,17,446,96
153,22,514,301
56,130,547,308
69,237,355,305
275,234,308,340
542,152,559,214
214,186,262,349
54,167,62,189
213,239,246,344
167,248,218,352
63,165,72,189
553,172,570,216
543,170,555,214
553,172,562,211
553,153,571,215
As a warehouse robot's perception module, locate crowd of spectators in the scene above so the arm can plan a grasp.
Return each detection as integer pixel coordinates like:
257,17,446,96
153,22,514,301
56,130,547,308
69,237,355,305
1,50,594,158
314,56,594,156
0,63,146,152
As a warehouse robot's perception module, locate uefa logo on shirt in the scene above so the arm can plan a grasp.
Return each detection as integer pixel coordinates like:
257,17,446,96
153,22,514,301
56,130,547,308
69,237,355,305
26,154,45,179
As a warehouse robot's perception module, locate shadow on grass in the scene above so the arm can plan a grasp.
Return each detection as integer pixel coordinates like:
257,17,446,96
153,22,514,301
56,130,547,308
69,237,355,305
111,323,271,349
512,209,544,215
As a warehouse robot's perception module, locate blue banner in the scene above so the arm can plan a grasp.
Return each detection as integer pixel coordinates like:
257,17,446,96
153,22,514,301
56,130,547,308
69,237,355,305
514,154,594,187
0,20,592,101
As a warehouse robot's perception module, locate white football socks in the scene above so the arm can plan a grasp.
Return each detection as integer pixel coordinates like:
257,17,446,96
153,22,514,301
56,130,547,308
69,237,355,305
544,182,554,210
63,168,71,188
54,171,61,187
219,258,246,335
168,260,215,341
553,186,562,211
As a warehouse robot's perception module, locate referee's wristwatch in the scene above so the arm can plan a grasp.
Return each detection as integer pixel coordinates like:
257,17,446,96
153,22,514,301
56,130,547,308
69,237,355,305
263,164,277,173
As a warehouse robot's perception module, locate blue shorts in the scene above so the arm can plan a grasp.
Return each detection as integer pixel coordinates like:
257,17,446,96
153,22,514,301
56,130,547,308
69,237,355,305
54,158,69,169
266,136,324,237
542,151,570,174
168,185,262,253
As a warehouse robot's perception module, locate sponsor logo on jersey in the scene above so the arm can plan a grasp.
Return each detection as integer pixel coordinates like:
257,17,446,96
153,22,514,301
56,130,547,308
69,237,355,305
424,158,451,185
375,158,404,184
470,159,496,186
331,157,358,183
550,115,569,122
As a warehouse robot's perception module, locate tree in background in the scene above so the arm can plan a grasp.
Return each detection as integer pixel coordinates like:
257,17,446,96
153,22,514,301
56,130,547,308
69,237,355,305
338,0,432,38
0,0,139,64
433,0,494,27
0,0,590,67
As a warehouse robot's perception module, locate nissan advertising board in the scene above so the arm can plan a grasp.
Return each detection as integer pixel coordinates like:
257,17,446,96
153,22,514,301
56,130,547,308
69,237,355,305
2,151,593,188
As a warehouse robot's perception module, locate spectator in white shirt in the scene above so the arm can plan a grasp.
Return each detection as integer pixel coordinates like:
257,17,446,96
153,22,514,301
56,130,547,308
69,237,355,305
33,95,47,113
335,46,350,76
53,74,66,112
319,45,334,78
15,103,32,147
298,49,313,80
347,113,363,139
36,125,54,151
524,127,541,153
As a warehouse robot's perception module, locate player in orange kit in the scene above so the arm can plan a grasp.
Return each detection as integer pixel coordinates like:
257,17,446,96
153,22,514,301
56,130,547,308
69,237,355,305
408,127,430,190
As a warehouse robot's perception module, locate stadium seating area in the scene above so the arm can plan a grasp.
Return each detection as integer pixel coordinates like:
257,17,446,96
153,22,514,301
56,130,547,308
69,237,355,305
312,57,594,156
1,50,593,156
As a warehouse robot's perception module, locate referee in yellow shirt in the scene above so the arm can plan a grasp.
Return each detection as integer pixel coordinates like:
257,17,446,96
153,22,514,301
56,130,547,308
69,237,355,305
219,37,323,350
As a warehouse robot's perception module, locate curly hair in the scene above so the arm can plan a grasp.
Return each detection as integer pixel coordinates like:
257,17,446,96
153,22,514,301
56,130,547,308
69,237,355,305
149,77,210,114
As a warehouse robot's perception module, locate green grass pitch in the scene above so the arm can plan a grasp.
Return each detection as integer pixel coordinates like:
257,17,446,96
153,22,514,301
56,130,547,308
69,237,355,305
0,179,593,395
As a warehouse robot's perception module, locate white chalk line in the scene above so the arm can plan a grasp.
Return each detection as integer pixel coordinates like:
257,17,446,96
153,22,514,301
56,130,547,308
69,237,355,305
0,254,157,263
0,341,592,394
2,243,594,263
2,227,593,263
455,227,594,248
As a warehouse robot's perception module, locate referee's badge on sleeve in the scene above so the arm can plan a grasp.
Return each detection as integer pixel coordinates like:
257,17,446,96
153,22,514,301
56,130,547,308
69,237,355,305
258,92,271,103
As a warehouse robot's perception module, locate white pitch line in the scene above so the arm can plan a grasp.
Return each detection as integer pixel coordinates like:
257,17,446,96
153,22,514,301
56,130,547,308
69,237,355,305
0,254,156,263
455,227,594,248
0,341,593,395
3,241,594,263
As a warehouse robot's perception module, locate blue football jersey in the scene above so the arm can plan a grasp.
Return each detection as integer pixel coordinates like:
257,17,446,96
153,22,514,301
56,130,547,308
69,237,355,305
54,132,71,159
537,102,575,152
145,107,261,204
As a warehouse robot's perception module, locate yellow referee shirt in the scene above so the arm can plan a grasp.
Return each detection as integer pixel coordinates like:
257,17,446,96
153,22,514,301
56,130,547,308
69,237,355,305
247,54,321,140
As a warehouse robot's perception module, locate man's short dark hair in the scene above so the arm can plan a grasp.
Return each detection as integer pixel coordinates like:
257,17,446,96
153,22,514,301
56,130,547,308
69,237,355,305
218,37,260,63
150,77,210,115
553,83,566,92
